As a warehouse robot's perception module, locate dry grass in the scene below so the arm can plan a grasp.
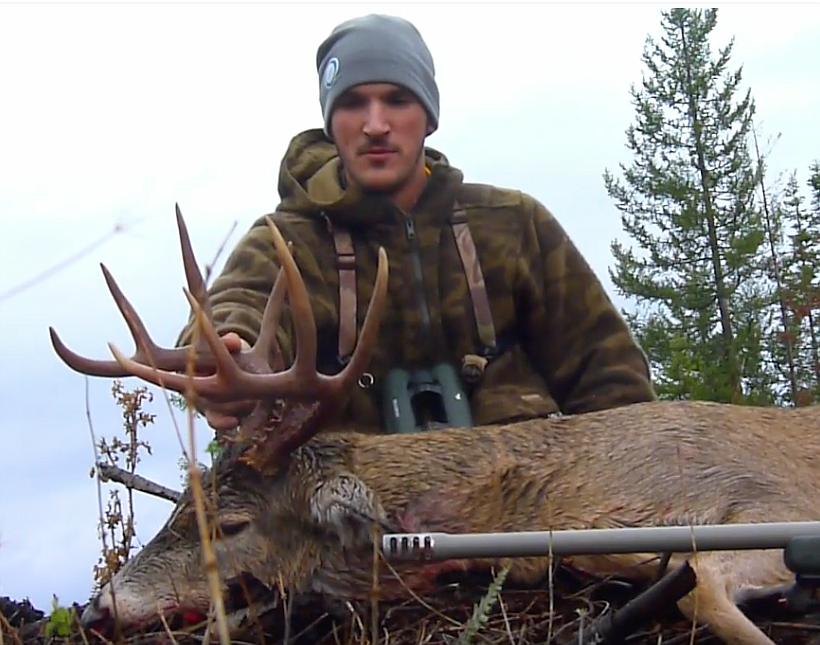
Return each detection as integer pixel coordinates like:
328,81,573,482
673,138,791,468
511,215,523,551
6,562,820,645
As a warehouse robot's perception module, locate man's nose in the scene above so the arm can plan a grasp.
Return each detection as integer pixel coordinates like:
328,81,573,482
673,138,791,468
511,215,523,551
362,104,390,136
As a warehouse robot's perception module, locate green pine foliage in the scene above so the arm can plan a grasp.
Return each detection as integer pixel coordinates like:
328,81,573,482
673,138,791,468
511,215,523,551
604,8,775,404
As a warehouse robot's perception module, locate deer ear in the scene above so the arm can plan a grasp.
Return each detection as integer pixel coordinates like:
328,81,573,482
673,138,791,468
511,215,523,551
309,473,392,548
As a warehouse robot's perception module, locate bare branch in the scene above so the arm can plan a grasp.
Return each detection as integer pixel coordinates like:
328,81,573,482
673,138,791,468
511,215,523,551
0,219,137,305
95,463,180,503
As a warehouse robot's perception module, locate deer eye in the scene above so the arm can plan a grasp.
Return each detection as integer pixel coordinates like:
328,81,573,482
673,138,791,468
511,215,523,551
218,519,251,537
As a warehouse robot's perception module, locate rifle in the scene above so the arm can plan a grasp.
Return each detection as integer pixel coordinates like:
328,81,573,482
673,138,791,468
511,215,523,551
382,523,820,644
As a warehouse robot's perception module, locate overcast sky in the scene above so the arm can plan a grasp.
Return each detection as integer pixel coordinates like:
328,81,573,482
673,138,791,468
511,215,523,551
0,2,818,612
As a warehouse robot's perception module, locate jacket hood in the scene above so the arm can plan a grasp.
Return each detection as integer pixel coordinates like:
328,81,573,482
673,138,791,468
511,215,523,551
275,128,463,228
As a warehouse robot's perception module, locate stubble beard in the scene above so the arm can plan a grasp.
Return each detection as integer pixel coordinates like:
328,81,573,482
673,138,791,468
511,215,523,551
346,142,426,200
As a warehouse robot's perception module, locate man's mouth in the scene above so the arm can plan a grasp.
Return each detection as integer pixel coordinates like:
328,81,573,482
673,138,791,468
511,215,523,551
362,148,396,160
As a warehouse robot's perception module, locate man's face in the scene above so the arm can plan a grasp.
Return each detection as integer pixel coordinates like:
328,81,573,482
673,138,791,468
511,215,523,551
330,83,431,195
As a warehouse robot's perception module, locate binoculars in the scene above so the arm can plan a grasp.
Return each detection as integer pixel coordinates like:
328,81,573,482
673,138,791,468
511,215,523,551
381,362,473,433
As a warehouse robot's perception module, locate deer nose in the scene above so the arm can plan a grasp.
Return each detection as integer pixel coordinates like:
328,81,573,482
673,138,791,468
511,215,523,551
80,595,111,631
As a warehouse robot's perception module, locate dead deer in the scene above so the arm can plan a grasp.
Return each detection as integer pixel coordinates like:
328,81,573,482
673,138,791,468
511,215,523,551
50,207,820,645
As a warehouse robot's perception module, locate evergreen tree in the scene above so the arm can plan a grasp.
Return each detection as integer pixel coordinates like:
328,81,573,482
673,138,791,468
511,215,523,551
778,163,820,404
604,8,773,404
751,127,796,405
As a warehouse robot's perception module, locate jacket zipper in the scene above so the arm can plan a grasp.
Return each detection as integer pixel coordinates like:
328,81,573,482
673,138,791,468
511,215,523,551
403,212,432,333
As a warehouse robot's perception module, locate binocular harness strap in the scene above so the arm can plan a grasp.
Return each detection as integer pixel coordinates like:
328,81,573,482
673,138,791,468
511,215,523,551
326,220,358,364
449,202,497,356
325,201,498,378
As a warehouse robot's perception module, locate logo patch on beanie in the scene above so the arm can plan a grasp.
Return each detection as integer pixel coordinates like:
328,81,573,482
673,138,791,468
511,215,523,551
323,57,340,89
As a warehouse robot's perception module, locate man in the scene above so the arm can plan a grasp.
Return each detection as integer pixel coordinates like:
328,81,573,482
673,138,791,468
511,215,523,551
177,14,655,434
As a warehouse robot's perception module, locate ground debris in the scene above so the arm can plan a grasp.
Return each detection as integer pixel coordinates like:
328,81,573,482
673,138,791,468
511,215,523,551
0,597,44,628
5,565,820,645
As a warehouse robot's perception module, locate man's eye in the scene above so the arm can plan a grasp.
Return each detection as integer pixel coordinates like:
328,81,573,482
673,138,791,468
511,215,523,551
335,96,365,110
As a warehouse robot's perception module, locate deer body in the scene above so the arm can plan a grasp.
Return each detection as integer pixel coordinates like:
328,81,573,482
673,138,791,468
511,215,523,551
320,401,813,618
83,400,815,645
51,209,813,645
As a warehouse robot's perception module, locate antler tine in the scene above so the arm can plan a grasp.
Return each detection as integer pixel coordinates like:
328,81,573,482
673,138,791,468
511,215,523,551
263,218,318,386
49,261,217,378
175,203,214,327
248,241,292,373
49,325,134,378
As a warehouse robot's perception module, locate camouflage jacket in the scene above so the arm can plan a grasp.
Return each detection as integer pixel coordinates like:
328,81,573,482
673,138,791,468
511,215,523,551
177,128,655,431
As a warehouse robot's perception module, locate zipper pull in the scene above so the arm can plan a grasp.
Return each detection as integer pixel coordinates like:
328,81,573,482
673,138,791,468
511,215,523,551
404,216,416,241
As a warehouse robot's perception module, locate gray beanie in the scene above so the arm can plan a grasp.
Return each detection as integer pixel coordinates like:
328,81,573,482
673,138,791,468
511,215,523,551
316,14,440,138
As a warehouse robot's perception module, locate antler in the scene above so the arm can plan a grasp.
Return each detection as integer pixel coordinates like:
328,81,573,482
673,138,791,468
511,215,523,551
50,206,389,428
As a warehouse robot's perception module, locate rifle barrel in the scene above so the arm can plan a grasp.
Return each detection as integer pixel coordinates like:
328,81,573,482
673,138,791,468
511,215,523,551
382,521,820,561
